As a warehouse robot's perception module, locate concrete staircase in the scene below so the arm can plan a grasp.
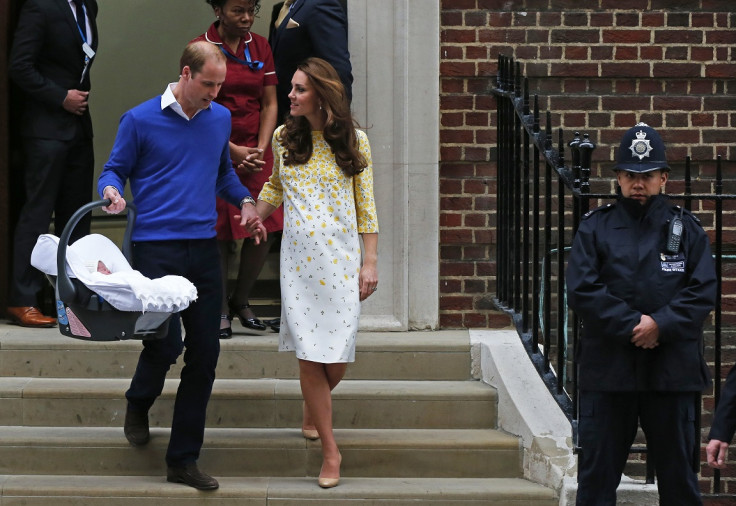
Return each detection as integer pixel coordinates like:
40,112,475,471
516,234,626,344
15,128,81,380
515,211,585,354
0,325,557,505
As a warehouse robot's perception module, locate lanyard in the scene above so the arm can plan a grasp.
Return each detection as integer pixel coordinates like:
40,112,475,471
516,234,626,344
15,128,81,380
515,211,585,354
74,1,88,45
218,43,263,71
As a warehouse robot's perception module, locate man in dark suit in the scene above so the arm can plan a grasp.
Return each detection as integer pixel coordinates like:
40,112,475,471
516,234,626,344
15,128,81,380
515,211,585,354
707,364,736,469
269,0,352,123
7,0,99,327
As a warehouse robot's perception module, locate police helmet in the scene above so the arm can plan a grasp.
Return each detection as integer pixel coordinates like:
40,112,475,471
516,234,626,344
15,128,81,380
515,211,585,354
614,122,670,173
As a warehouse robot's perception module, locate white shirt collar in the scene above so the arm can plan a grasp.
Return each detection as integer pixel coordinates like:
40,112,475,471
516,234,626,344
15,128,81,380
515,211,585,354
161,82,208,120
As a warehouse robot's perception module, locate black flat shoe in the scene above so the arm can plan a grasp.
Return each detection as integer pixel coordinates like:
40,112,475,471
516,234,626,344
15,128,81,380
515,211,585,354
228,301,267,331
263,318,280,332
124,404,150,447
166,463,219,490
218,314,232,339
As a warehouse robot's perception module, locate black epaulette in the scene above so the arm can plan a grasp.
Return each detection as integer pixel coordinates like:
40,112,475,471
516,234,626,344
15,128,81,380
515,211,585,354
582,203,615,220
673,205,701,224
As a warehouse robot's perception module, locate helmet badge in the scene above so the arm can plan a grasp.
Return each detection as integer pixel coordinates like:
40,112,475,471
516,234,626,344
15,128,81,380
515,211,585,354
628,127,653,160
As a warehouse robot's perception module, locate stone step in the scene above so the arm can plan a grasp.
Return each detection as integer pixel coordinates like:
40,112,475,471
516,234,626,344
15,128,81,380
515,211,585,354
0,427,521,479
0,475,558,505
0,329,472,381
0,377,496,429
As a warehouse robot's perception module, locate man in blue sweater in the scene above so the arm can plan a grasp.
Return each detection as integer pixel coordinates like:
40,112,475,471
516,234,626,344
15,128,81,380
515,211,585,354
98,41,265,491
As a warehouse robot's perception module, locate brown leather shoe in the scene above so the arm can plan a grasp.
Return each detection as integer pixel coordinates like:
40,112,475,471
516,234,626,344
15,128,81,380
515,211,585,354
6,306,56,328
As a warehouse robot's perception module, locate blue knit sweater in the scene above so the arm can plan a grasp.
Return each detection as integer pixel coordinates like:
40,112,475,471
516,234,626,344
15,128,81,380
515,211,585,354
98,96,249,241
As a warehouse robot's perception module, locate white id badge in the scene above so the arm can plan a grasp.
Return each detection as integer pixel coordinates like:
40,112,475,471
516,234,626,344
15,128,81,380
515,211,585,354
82,43,95,59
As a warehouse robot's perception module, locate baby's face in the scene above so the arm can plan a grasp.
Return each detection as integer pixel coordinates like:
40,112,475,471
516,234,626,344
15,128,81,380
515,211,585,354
97,261,111,275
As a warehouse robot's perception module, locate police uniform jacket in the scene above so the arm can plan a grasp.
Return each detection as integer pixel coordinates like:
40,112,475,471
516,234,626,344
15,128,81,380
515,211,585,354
567,194,716,392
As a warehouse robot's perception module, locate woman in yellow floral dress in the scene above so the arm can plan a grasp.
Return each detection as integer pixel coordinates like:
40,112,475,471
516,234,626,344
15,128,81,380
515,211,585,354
256,58,378,488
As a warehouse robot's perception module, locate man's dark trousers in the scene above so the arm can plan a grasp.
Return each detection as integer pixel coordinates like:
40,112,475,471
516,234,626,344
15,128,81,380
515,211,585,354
576,390,702,506
126,238,221,467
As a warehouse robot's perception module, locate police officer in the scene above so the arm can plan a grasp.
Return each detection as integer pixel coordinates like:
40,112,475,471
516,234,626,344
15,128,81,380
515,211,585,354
566,123,717,505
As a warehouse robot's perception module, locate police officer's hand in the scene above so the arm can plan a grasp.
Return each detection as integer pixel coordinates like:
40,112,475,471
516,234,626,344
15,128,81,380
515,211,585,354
631,314,659,349
706,439,729,469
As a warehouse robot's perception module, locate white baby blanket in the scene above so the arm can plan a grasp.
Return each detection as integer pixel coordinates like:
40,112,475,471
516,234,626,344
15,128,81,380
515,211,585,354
31,234,197,313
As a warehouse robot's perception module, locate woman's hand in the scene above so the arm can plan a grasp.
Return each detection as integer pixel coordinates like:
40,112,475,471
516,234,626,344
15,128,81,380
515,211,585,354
231,144,265,174
358,233,379,301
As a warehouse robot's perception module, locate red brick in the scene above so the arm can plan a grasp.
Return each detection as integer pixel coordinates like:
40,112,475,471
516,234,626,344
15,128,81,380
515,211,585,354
615,80,636,94
463,179,488,194
440,245,462,261
441,95,474,109
440,146,462,161
440,196,474,211
441,28,477,44
654,29,703,44
464,312,489,328
639,46,663,61
465,147,490,161
601,63,650,78
441,112,464,128
440,261,475,276
666,113,688,128
615,13,640,27
441,0,475,9
439,313,464,329
706,65,736,78
706,30,736,44
441,163,475,178
665,46,689,60
440,178,463,194
441,45,464,59
441,11,463,27
466,45,488,60
653,96,702,111
441,78,465,94
441,130,474,144
539,13,562,27
550,63,599,77
692,13,715,28
601,96,651,111
440,279,462,293
440,212,462,227
692,113,715,127
464,213,488,227
564,12,588,27
488,12,512,28
641,12,665,27
615,46,638,60
464,11,487,27
441,61,477,77
602,29,651,44
664,80,688,95
653,63,702,78
590,13,614,27
513,12,538,27
565,46,588,60
691,47,714,62
551,29,600,44
464,279,487,293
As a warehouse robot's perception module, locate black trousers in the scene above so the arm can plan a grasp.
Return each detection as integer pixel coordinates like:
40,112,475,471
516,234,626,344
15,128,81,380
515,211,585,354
576,391,702,506
125,239,221,467
10,132,93,306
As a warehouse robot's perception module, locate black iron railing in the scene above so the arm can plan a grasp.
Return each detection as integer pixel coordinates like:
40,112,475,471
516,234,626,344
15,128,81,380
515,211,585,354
492,54,736,496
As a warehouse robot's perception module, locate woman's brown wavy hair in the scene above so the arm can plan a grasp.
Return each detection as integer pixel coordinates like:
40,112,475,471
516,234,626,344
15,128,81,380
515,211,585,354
279,57,367,176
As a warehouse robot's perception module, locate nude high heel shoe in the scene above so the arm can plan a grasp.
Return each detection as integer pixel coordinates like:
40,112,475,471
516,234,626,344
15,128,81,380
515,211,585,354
318,453,341,488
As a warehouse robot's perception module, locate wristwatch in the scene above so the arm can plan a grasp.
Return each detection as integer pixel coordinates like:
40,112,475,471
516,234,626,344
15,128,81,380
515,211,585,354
239,196,256,207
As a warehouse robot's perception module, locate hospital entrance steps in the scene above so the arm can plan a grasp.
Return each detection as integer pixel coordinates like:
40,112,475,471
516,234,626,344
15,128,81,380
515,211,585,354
0,326,557,505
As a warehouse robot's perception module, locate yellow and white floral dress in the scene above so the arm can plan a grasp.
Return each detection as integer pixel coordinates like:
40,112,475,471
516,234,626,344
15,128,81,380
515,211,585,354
259,127,378,363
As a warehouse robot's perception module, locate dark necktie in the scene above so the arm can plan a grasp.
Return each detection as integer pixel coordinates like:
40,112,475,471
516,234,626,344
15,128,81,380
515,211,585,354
73,0,86,40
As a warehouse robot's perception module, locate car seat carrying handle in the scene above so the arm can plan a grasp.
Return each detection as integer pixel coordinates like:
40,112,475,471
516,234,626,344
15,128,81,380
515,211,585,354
56,199,137,303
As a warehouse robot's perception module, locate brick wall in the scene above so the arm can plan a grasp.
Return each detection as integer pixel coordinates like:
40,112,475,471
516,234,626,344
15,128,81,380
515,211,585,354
440,0,736,497
439,1,735,325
